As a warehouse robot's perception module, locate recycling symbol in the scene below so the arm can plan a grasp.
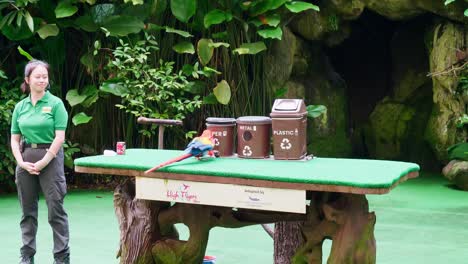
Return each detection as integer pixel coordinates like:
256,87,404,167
280,138,292,150
243,146,253,156
214,138,220,146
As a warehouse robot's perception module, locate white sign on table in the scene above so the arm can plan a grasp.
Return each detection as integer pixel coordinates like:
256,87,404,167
135,177,306,214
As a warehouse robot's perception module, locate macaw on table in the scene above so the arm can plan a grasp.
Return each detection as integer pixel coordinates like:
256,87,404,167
144,129,215,174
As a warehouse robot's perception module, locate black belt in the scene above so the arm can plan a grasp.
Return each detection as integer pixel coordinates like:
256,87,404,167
24,143,52,149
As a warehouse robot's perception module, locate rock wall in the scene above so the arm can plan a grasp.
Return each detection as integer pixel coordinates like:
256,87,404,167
265,27,352,158
266,2,467,170
425,21,467,162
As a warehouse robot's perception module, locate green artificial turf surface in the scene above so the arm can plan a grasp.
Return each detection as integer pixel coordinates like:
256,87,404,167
75,149,420,189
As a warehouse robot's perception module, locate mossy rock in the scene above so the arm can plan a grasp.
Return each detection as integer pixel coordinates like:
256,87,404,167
365,99,415,160
425,21,466,162
442,160,468,191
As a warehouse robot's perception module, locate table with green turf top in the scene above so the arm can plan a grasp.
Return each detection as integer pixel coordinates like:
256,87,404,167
74,148,420,264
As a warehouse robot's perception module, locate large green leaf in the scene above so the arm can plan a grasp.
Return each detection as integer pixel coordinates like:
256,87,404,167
124,0,144,4
204,9,232,28
197,38,214,65
257,27,282,40
185,81,205,94
72,112,93,126
250,13,280,27
66,89,87,107
173,41,195,54
444,0,456,5
448,143,468,161
233,42,267,55
165,26,193,37
213,80,231,105
17,46,33,60
75,15,99,32
122,3,151,20
37,24,59,39
55,2,78,18
80,53,96,73
91,4,115,24
170,0,197,22
464,9,468,17
150,0,167,15
306,105,327,118
102,16,144,36
24,10,33,32
285,1,320,13
203,93,218,104
100,80,129,96
249,0,288,16
1,22,33,41
209,42,229,48
81,85,99,108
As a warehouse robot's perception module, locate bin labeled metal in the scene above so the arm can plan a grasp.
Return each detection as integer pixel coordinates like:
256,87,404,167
206,117,236,157
270,99,307,160
236,116,271,158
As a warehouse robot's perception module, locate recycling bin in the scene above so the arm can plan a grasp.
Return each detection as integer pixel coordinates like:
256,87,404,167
236,116,271,158
206,117,236,157
270,99,307,160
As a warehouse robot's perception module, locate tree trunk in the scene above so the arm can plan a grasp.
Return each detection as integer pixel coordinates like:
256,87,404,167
274,221,304,264
114,179,171,264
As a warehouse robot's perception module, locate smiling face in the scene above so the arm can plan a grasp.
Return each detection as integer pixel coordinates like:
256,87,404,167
25,65,49,94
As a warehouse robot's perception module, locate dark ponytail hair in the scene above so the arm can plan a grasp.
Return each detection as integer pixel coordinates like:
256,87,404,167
20,60,50,94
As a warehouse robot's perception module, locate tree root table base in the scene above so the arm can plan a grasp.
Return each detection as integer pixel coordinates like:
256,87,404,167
115,180,376,264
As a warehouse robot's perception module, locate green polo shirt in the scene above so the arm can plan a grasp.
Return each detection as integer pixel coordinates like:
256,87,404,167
11,91,68,144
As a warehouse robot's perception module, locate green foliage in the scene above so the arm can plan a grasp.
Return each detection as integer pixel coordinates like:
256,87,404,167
72,112,92,126
55,2,78,19
457,73,468,92
101,33,202,137
444,0,468,17
257,27,282,40
170,0,196,22
17,45,33,60
203,9,232,28
63,141,81,169
0,70,22,190
456,69,468,128
213,80,231,105
0,0,322,189
197,38,214,65
456,114,468,128
0,0,36,32
65,85,99,126
173,41,195,54
285,1,320,13
306,105,327,118
233,42,267,55
447,142,468,161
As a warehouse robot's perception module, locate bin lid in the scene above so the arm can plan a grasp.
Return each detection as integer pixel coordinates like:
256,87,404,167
236,116,271,125
206,117,236,124
270,99,307,118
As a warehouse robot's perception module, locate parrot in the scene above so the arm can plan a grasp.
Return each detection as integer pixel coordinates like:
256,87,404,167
144,129,216,174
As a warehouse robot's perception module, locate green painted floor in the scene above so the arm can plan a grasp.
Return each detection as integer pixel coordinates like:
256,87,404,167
1,172,467,263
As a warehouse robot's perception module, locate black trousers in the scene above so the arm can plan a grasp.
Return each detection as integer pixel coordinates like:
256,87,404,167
15,147,70,261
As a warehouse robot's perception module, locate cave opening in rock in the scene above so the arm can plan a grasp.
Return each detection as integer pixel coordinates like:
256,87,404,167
327,10,439,171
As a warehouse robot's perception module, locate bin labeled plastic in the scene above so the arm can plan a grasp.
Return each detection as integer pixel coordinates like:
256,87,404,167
270,99,307,160
206,117,236,157
236,116,271,158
